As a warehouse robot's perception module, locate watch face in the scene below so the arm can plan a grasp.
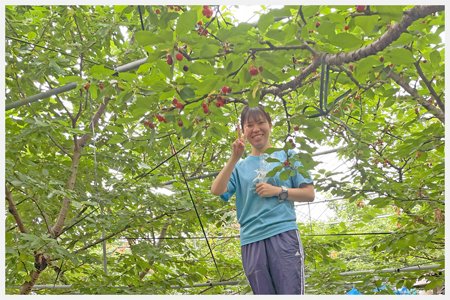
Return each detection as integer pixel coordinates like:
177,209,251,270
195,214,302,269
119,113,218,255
281,192,288,200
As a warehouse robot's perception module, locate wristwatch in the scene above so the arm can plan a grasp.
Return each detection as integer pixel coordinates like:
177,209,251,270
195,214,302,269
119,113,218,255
278,186,288,202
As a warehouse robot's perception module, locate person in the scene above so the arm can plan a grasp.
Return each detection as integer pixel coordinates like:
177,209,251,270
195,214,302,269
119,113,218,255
210,104,315,295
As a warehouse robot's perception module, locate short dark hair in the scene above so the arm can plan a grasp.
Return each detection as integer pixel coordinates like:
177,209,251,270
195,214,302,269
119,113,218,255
240,104,272,130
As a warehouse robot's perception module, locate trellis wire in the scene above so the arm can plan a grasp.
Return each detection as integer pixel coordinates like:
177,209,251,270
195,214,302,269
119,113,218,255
88,90,108,276
168,136,222,280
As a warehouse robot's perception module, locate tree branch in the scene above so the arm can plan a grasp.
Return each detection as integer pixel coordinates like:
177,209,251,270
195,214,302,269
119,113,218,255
413,60,445,112
5,183,28,234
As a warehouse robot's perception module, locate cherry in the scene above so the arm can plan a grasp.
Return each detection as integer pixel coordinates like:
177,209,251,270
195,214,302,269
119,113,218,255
156,9,161,14
288,138,293,143
176,53,183,61
222,86,228,94
417,152,422,157
84,84,90,90
149,122,154,129
349,64,354,71
294,125,299,131
202,103,207,108
203,107,209,114
356,5,365,13
198,20,203,25
227,86,232,93
250,68,259,76
183,65,189,72
178,121,183,127
344,25,349,31
144,121,150,126
99,84,104,90
259,66,263,72
379,56,384,62
215,102,220,107
176,102,183,109
284,161,289,166
316,22,321,28
173,98,178,104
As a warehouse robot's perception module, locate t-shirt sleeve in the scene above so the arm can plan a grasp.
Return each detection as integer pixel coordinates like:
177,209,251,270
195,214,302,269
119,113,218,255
220,166,237,202
291,152,314,188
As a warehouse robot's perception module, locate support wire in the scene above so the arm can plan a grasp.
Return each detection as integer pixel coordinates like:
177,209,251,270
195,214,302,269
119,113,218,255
168,136,222,280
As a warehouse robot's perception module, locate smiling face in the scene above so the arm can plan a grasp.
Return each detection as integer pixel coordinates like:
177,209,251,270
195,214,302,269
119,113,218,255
240,105,272,155
244,116,272,150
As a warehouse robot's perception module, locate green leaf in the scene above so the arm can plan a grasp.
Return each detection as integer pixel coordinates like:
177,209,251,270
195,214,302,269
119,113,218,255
135,31,165,46
430,50,441,68
266,29,287,42
355,15,379,35
179,87,195,101
375,6,404,23
327,33,363,49
181,125,194,138
258,12,274,33
386,48,416,65
200,44,220,58
279,169,291,181
189,62,216,75
176,9,198,38
302,6,320,18
58,76,83,85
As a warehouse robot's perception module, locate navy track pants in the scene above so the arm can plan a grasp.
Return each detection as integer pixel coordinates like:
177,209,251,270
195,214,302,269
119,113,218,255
241,229,305,295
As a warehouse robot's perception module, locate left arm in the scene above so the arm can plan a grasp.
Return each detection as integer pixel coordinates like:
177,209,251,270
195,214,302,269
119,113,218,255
255,182,315,203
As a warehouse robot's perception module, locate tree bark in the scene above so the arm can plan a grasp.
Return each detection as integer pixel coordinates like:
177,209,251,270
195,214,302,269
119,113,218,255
52,97,111,236
5,184,28,234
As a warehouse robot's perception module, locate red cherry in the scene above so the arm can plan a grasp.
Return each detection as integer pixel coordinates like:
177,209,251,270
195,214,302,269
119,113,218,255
175,7,180,12
379,56,384,62
417,152,422,157
423,60,427,63
149,122,154,129
222,86,228,93
170,6,174,10
421,20,425,24
178,121,183,127
144,121,150,126
284,161,289,166
173,98,178,104
203,5,209,9
282,69,285,73
155,9,161,14
84,84,90,90
202,8,208,16
315,22,320,28
389,63,394,67
349,64,354,71
250,68,259,76
259,66,263,72
288,138,293,143
202,103,207,108
227,86,232,93
176,102,183,109
215,102,220,107
203,107,209,114
294,125,299,131
176,53,183,61
344,25,349,31
198,20,203,25
99,84,104,90
356,5,365,13
291,143,296,148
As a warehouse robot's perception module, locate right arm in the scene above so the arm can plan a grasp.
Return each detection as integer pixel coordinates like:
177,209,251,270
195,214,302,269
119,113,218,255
210,125,247,196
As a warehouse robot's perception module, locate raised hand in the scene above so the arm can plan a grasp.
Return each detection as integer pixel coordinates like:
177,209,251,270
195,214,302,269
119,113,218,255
231,125,247,160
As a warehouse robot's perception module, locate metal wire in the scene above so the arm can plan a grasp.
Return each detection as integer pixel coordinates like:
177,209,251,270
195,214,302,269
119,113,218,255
168,136,222,280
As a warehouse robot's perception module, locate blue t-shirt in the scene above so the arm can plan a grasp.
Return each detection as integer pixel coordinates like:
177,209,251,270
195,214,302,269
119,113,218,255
220,149,314,246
